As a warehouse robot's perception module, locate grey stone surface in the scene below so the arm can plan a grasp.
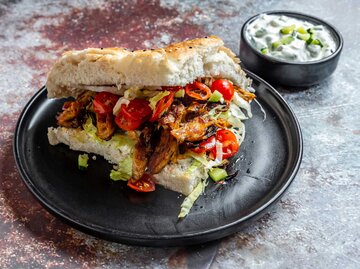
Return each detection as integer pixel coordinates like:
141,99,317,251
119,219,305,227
0,0,359,268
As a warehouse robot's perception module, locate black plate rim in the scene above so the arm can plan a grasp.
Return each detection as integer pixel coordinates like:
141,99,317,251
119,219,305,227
13,71,303,245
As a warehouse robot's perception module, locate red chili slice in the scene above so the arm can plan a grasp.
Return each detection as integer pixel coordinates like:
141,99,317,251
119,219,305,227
185,81,211,100
149,92,174,122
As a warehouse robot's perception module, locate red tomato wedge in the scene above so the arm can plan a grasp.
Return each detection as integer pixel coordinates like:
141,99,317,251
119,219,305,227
115,99,152,131
185,81,211,100
210,79,234,101
149,92,174,122
127,174,156,192
211,129,239,159
120,99,152,120
115,114,143,131
93,92,119,115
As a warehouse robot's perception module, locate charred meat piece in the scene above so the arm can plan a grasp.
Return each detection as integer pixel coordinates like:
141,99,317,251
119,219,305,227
234,86,256,102
76,91,96,106
184,102,207,122
206,102,229,112
95,113,116,140
159,101,185,129
148,128,178,175
132,125,157,180
57,101,81,128
171,116,213,142
57,91,95,127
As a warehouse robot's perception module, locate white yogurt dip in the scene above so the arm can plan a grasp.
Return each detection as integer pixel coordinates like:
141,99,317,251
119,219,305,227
246,14,337,62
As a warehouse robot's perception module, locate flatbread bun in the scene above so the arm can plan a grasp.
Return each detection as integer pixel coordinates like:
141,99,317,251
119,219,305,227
46,36,250,98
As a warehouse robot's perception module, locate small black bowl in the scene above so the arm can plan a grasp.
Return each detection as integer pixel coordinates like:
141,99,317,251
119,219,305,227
240,11,343,87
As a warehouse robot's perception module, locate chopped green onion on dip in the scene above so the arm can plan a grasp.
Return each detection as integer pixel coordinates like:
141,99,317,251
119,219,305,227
246,14,336,62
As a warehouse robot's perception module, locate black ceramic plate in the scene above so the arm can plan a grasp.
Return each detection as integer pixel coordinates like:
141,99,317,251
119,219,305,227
14,71,302,247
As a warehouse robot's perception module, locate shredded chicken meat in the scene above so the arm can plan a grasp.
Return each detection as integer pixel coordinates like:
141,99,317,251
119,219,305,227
234,86,256,102
55,78,256,180
57,91,95,127
148,128,177,174
95,113,116,140
132,125,156,180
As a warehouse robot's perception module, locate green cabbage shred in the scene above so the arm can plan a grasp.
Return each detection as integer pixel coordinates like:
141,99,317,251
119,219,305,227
148,91,170,111
110,156,132,181
178,180,205,218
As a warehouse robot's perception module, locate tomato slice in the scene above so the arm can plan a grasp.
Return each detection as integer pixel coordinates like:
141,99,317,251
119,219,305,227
127,174,155,192
149,92,174,122
191,136,216,154
115,112,143,131
185,81,211,100
93,92,119,115
210,79,234,101
114,99,152,131
121,99,152,120
161,86,182,91
211,129,239,159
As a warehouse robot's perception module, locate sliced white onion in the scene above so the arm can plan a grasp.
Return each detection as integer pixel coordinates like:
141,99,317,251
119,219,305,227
230,103,248,120
254,98,267,121
80,85,125,95
215,141,223,163
113,97,130,115
233,92,253,118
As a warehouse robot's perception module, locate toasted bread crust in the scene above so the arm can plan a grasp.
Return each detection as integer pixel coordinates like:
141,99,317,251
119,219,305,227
46,36,251,98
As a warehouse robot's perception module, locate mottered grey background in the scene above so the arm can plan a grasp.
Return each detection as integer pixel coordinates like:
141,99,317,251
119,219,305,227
0,0,359,268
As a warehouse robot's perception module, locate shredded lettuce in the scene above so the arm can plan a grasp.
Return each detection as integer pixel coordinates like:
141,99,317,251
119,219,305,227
233,92,252,118
186,152,209,167
110,156,132,181
208,104,227,118
109,134,136,148
123,87,160,100
82,117,102,142
230,103,248,120
174,89,185,98
185,159,202,176
82,117,136,150
123,87,141,100
148,91,170,111
178,180,205,218
78,153,89,170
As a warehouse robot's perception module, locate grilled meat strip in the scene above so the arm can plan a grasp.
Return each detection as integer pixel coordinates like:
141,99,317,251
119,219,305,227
184,102,207,121
95,113,116,140
160,101,214,142
234,86,256,102
148,127,178,175
132,125,157,180
57,91,95,127
171,116,213,142
159,101,186,129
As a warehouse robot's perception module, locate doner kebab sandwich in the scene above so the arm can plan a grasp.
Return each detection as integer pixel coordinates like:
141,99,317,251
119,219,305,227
46,36,256,218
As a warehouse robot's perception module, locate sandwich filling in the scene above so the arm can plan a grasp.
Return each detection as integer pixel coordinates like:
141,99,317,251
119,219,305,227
54,77,255,192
